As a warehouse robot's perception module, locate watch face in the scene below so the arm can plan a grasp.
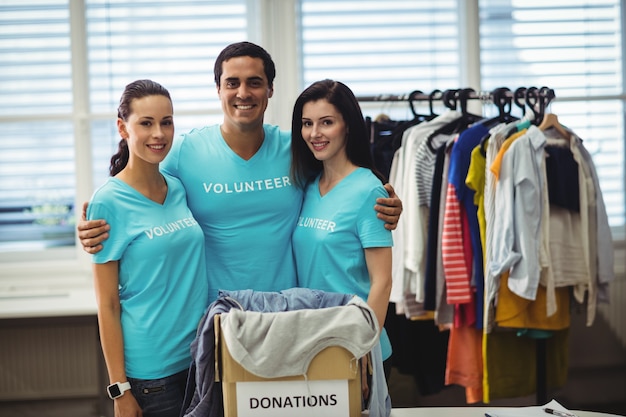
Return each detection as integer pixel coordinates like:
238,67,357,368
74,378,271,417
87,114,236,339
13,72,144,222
107,383,122,399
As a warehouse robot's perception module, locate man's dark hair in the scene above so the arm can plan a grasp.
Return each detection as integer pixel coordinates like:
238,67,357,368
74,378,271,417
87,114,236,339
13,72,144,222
213,41,276,88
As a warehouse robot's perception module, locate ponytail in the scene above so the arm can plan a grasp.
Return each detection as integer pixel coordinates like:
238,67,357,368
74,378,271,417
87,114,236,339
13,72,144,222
109,138,129,176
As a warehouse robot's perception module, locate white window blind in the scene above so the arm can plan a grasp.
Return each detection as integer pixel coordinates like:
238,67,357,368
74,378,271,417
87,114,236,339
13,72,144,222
479,0,625,227
299,0,460,97
301,0,624,228
0,1,75,251
0,0,247,253
85,0,248,191
1,0,624,258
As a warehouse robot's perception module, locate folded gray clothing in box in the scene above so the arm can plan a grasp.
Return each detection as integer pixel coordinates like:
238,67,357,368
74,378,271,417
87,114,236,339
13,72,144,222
219,295,379,378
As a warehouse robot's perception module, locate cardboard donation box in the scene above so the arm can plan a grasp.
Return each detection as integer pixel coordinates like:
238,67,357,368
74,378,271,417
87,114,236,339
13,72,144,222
215,314,362,417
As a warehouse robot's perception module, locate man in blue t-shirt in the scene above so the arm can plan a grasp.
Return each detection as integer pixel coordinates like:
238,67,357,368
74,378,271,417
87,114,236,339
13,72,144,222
78,41,402,302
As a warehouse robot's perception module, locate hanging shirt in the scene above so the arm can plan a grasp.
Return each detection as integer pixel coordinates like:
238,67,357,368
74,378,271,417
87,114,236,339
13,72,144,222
489,125,547,301
483,122,518,332
442,123,489,327
574,135,615,324
388,110,462,311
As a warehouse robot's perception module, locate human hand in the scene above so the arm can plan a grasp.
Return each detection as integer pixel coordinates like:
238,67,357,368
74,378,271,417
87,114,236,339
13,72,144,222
77,201,109,254
113,392,143,417
375,183,403,230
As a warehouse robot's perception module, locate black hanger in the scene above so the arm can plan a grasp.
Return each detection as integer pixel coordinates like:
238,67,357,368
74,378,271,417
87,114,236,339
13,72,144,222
444,88,482,134
442,89,459,110
514,87,527,117
539,86,556,111
457,87,484,125
479,87,519,155
427,88,481,145
416,89,444,153
536,87,569,139
428,89,442,119
408,90,424,118
525,86,543,123
495,87,516,123
408,89,437,122
386,90,429,151
483,87,518,127
423,89,460,150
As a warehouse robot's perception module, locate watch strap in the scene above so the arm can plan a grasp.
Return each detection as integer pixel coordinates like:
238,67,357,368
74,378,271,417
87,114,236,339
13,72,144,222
107,381,131,399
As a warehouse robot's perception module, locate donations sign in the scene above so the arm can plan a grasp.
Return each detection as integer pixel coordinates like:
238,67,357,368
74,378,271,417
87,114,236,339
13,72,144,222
235,379,349,417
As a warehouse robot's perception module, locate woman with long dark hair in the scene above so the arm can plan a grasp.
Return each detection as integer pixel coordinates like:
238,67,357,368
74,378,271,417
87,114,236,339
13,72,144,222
88,79,207,417
291,79,393,380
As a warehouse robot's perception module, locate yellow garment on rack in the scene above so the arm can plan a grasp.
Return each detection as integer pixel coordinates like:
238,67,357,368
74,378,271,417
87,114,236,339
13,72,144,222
495,273,570,330
465,139,493,403
466,143,487,266
409,311,436,321
484,327,569,401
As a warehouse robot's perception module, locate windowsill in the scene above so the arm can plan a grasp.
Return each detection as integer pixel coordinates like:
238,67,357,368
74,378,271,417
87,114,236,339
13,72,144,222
0,287,97,319
0,227,623,319
0,247,96,319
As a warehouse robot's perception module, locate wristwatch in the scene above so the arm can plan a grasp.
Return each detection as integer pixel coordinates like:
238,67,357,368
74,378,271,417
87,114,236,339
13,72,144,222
107,381,131,399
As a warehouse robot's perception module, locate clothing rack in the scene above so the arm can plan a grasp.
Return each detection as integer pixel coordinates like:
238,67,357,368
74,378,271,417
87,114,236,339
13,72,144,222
362,86,556,406
356,87,555,104
358,87,556,123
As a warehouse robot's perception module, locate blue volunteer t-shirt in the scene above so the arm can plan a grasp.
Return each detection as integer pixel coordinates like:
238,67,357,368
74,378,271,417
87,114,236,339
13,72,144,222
161,124,302,302
88,174,208,379
292,167,393,359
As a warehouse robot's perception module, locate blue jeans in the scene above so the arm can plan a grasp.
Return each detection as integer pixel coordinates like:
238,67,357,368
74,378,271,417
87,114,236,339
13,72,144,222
128,368,189,417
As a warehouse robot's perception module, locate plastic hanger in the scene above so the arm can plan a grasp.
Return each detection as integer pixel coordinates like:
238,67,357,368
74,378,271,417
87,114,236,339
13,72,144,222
442,89,459,110
428,88,483,143
457,87,484,125
483,87,518,127
408,89,438,122
513,87,527,117
525,86,543,123
480,87,519,155
428,89,442,119
535,87,569,139
408,90,425,119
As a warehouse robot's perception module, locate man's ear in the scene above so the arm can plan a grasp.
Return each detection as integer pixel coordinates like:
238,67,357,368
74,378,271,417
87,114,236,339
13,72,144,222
268,86,274,98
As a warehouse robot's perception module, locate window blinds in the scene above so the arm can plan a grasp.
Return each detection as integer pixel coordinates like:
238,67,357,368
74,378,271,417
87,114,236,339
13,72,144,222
479,0,624,226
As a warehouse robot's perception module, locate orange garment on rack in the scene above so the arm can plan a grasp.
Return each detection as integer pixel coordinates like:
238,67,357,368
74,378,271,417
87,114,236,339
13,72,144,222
445,318,483,404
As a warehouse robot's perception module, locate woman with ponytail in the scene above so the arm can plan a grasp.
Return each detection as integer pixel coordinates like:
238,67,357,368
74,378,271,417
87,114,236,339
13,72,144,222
87,80,207,417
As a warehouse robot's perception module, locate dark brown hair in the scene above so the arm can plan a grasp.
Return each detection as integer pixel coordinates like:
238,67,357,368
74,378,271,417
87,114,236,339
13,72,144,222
109,79,172,176
290,79,385,188
213,41,276,88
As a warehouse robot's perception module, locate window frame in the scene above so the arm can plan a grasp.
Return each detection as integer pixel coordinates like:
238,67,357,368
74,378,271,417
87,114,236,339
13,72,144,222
0,0,624,283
